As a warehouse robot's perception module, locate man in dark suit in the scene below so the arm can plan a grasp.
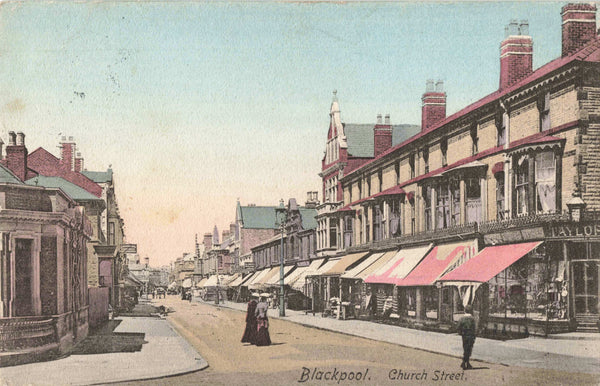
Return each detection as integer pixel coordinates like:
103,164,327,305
457,305,476,370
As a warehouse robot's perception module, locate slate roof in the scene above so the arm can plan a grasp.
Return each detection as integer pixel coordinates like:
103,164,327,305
25,175,103,201
344,124,421,158
0,163,24,184
299,208,318,230
237,205,279,229
82,169,113,183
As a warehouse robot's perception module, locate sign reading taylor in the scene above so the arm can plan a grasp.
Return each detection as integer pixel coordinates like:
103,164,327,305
549,223,600,239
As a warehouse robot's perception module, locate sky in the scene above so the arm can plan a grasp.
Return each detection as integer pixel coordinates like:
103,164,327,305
0,1,581,267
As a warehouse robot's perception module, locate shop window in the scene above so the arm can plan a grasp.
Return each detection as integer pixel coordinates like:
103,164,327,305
389,199,401,237
496,173,505,220
424,185,432,231
535,151,556,213
515,156,529,215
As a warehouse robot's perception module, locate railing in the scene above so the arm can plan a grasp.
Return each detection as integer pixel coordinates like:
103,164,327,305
0,317,56,352
479,211,568,234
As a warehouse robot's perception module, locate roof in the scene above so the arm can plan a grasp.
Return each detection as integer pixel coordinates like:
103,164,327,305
237,205,279,229
81,169,113,183
299,208,318,230
345,36,600,178
25,175,103,201
345,124,421,158
0,163,24,184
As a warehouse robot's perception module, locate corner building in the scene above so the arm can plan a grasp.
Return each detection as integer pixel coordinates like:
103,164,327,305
320,4,600,335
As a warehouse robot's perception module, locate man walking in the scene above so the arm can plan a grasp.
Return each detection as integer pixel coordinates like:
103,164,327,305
457,305,476,370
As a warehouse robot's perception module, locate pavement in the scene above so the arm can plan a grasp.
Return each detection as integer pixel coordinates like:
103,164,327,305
204,298,600,375
0,303,208,385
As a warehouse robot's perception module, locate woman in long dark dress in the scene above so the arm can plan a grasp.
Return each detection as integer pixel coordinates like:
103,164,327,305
255,297,271,346
241,298,258,344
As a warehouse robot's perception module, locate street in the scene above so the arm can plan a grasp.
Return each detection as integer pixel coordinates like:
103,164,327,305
118,297,599,386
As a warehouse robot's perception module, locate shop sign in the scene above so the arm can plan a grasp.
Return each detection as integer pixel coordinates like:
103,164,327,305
548,222,600,239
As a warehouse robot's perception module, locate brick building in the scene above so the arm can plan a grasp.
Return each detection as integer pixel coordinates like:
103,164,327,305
310,4,600,334
0,133,92,364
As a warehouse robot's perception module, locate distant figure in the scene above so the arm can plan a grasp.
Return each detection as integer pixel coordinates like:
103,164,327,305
255,296,271,346
241,297,258,344
457,305,476,370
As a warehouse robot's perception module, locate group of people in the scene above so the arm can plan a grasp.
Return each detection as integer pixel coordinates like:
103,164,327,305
241,295,271,346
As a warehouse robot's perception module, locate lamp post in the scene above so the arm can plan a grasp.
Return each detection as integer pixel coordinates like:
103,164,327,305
275,200,287,317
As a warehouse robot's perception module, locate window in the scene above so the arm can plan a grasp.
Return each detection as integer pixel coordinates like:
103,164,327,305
390,199,401,237
436,182,450,229
465,177,482,223
450,178,460,226
423,148,429,174
411,201,416,234
373,204,383,241
358,182,362,199
409,154,415,179
367,178,371,197
496,112,507,147
378,171,383,193
496,173,505,220
535,151,556,213
441,138,448,167
539,92,551,132
423,185,432,231
471,125,478,155
343,215,353,248
108,222,115,245
395,162,400,185
329,222,337,248
515,156,529,215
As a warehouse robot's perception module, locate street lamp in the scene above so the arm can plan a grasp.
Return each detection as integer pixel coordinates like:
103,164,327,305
275,199,287,317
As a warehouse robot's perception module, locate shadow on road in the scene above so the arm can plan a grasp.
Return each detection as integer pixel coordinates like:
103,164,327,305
70,320,147,355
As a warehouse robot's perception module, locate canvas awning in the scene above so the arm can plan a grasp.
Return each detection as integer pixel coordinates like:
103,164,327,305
341,252,385,279
196,278,208,287
365,244,433,284
222,273,240,286
239,271,261,287
203,275,226,287
246,268,270,287
309,258,340,277
438,241,542,283
228,274,245,287
265,265,295,285
182,278,193,288
249,268,277,289
395,240,477,286
290,259,326,291
322,252,369,276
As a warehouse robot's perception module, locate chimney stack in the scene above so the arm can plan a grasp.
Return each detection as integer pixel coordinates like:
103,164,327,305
421,79,446,132
5,131,28,181
562,3,597,57
60,136,76,171
305,191,320,208
0,138,5,160
74,152,84,173
374,113,393,157
203,232,213,252
500,20,533,90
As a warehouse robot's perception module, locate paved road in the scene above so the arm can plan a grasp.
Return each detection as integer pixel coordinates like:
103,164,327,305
118,297,600,386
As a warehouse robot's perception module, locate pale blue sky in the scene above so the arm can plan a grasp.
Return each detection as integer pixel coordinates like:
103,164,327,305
0,2,574,265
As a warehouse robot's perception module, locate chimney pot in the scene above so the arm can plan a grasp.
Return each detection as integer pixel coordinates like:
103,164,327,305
435,80,444,92
8,131,16,146
384,114,391,125
376,114,382,124
426,79,435,92
519,20,529,35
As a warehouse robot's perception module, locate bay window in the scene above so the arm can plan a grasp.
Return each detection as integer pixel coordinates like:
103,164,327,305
496,173,505,220
436,182,450,229
373,204,383,241
465,177,482,223
389,199,402,237
535,151,556,213
515,156,529,215
424,185,432,231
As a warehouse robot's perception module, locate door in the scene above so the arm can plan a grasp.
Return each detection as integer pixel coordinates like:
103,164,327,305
572,260,599,315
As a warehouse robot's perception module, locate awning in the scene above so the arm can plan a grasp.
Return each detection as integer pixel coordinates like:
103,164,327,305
246,268,270,287
228,274,245,287
239,271,261,287
438,241,542,283
222,273,240,286
322,252,369,276
341,252,385,279
396,240,477,286
290,259,326,291
265,265,295,285
309,258,340,277
203,275,226,287
365,244,432,284
249,268,277,289
182,278,193,288
196,278,208,287
355,250,399,279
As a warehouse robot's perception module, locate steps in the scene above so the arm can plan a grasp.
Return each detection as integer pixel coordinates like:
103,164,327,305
575,314,599,332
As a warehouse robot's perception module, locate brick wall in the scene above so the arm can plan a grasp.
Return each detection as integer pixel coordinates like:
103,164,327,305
550,86,578,127
241,228,276,257
510,101,539,142
580,124,600,209
478,118,497,150
447,130,472,165
5,189,53,212
382,163,396,191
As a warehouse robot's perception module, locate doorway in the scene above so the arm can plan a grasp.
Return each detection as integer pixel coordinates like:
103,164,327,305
14,238,33,316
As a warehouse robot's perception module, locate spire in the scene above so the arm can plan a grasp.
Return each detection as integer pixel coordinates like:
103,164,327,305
212,225,219,246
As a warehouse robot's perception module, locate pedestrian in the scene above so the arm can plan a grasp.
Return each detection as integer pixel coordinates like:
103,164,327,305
255,296,271,346
457,305,476,370
241,295,258,344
